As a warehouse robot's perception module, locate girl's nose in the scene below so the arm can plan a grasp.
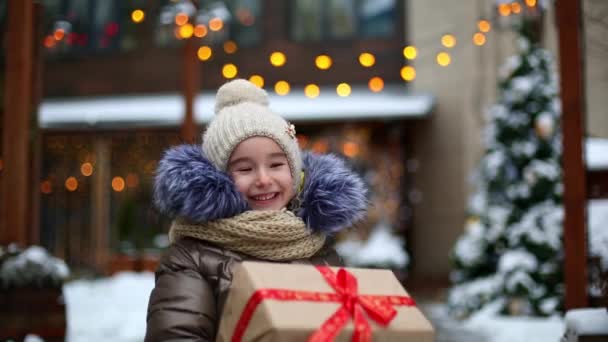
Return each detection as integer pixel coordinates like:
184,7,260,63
255,169,271,187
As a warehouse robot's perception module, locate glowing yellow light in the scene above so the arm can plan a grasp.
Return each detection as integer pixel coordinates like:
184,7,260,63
525,0,537,7
80,162,93,176
126,173,139,188
222,63,238,79
270,52,286,67
44,35,56,48
441,34,456,48
209,18,223,31
436,52,451,66
473,32,487,46
53,29,65,41
179,24,194,39
368,77,384,92
249,75,264,88
65,177,78,192
511,2,522,13
131,9,145,23
315,55,332,70
194,24,208,38
343,142,360,158
336,83,351,97
478,20,491,33
304,84,320,98
112,177,125,192
274,81,290,95
175,12,189,26
223,40,238,54
358,52,376,67
40,180,52,194
498,4,511,16
403,46,417,60
197,46,212,61
400,66,416,81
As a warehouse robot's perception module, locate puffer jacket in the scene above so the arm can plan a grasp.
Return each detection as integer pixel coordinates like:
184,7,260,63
145,145,368,341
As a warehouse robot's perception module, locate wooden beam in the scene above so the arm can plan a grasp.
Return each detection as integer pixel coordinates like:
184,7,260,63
180,38,199,144
555,0,588,309
1,0,34,246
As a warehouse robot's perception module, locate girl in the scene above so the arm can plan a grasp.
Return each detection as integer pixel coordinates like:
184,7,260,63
145,79,367,341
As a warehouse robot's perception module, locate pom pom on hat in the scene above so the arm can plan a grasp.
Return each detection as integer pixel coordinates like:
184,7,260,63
202,79,303,193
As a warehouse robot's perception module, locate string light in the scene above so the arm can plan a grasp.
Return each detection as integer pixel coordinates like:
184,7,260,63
223,40,238,54
131,9,145,23
336,83,351,97
80,162,93,176
436,52,451,66
478,20,491,33
209,18,223,31
473,32,486,46
270,52,286,67
403,46,417,60
368,77,384,92
194,24,208,38
441,34,456,48
126,173,139,188
222,63,238,79
112,177,125,192
525,0,537,7
359,52,376,67
400,66,416,81
53,29,65,41
342,142,360,158
65,177,78,192
511,2,522,13
275,81,290,95
40,180,52,194
44,35,56,48
498,3,511,16
249,75,264,88
305,84,320,98
175,12,188,26
197,46,212,61
179,24,194,39
315,55,332,70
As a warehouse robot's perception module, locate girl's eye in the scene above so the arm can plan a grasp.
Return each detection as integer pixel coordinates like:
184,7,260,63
237,167,252,172
270,163,285,168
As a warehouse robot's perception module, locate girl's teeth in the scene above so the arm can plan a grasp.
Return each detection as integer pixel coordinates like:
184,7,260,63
254,193,276,201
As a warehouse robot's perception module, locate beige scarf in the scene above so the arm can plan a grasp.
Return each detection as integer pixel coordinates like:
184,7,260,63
169,210,326,261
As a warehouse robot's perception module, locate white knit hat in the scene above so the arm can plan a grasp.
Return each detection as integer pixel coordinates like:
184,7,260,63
202,79,303,192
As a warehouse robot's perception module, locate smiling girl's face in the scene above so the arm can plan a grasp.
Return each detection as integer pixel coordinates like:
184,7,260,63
227,136,295,211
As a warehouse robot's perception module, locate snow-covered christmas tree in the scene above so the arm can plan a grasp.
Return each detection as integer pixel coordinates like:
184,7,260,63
448,4,564,318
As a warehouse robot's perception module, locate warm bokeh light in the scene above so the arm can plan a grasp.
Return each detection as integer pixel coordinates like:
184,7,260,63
312,140,329,154
209,18,224,31
223,40,238,54
197,46,212,61
249,75,264,88
112,177,125,192
80,162,94,176
336,83,351,97
131,9,145,23
473,32,487,46
342,142,360,158
400,66,416,81
368,77,384,92
403,46,417,60
222,63,238,79
175,12,189,26
525,0,537,7
436,52,451,66
358,52,376,67
478,20,491,33
53,29,65,41
194,24,208,38
179,24,194,39
498,3,511,16
441,34,456,48
270,52,286,67
297,135,309,149
126,173,139,188
44,35,56,48
511,2,522,13
315,55,332,70
40,180,52,194
65,177,78,192
304,84,320,98
274,81,290,95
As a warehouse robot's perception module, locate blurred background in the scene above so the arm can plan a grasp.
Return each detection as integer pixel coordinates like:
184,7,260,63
0,0,607,341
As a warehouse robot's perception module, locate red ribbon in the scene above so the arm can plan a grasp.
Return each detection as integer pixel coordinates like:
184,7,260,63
231,266,415,342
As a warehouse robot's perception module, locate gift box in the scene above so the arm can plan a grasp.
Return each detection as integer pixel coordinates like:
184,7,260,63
217,261,434,342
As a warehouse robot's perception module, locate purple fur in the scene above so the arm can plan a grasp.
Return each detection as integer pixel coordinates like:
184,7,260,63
153,145,368,234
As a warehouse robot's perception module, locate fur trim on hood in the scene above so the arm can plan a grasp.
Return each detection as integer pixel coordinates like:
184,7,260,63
153,145,367,234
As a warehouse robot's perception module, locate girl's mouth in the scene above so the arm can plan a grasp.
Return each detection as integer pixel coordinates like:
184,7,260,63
251,192,278,201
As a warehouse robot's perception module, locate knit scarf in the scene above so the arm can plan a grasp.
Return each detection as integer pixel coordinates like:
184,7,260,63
169,210,326,261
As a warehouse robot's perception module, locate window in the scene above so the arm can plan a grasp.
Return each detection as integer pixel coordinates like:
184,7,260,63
290,0,397,41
